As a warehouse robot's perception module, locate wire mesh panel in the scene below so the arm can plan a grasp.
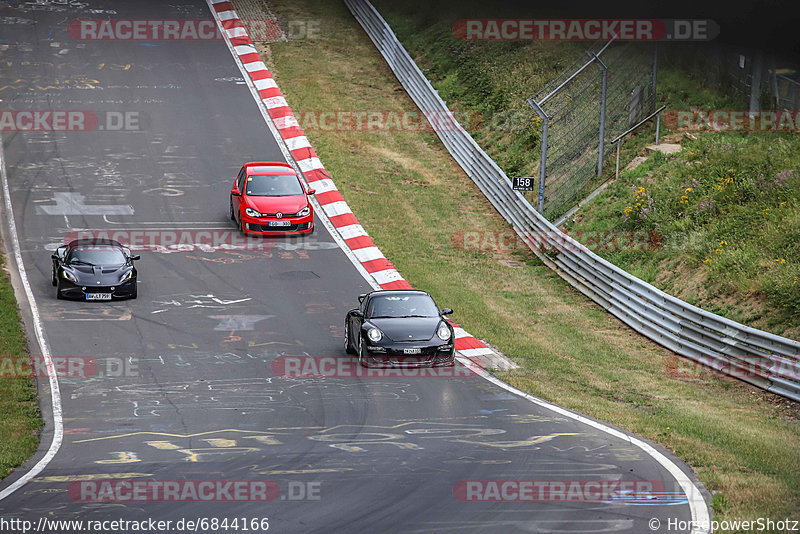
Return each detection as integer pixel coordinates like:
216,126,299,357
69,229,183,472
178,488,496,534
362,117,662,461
775,73,800,110
529,41,655,220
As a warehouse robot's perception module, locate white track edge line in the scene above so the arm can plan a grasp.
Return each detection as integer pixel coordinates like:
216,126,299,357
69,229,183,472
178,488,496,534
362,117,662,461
207,4,711,531
0,139,64,502
457,356,710,532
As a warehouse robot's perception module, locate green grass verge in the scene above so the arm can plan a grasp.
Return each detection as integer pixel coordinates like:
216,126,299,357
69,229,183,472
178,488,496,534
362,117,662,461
0,248,42,480
572,131,800,339
248,0,799,528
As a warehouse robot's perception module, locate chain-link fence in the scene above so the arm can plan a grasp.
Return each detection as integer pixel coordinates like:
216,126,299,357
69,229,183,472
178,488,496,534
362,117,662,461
775,73,800,110
666,45,798,111
719,51,789,109
527,41,656,220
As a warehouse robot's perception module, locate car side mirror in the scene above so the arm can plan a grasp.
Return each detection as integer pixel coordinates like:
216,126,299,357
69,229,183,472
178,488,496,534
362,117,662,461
440,308,453,315
307,189,316,195
130,254,141,261
231,189,241,196
352,310,364,318
51,253,59,260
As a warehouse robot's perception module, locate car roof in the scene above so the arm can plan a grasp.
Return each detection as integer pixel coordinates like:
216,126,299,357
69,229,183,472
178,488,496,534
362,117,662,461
249,167,297,175
368,289,431,299
66,238,123,248
244,162,296,175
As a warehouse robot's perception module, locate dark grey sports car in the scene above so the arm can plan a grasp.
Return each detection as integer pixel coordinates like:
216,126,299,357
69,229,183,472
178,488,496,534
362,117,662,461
344,289,455,368
51,239,139,300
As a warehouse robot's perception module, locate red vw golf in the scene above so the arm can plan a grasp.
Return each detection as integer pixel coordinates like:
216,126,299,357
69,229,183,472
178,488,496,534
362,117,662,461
229,162,315,235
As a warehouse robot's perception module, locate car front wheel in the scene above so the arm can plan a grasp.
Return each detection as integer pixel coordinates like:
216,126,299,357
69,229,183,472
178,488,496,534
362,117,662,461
357,336,370,368
344,322,355,354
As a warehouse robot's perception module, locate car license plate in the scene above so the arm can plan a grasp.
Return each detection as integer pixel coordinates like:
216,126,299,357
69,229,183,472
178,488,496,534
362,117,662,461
269,221,292,227
86,293,112,301
403,348,421,355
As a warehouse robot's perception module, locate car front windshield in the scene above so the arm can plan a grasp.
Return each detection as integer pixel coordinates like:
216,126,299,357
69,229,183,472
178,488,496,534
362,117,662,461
368,294,440,318
68,246,127,266
245,174,304,196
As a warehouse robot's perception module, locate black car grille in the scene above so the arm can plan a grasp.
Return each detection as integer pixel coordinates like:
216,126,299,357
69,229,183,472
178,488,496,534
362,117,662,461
249,222,311,232
59,283,135,299
387,347,440,357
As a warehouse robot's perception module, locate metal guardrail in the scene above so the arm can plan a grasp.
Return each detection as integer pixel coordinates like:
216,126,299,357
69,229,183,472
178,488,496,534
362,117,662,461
344,0,800,401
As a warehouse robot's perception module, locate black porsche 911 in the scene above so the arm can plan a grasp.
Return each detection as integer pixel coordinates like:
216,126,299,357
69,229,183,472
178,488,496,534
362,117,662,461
51,239,139,300
344,289,455,367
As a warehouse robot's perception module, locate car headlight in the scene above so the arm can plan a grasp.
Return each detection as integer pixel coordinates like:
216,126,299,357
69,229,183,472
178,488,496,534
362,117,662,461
245,207,261,218
367,327,383,342
120,269,133,283
297,206,310,217
437,324,451,341
61,269,77,283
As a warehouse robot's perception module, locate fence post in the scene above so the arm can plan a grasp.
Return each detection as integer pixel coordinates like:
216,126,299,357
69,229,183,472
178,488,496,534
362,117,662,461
590,52,608,177
749,51,763,114
527,98,549,214
655,110,661,144
651,42,659,114
771,61,780,108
